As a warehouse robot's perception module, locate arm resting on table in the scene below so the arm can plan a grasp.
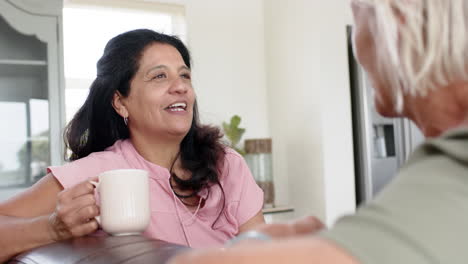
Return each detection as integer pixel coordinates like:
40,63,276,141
0,174,62,262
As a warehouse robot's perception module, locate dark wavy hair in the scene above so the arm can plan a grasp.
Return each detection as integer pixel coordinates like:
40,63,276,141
65,29,226,220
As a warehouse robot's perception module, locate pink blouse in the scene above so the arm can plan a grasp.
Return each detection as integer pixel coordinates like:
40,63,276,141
48,139,263,248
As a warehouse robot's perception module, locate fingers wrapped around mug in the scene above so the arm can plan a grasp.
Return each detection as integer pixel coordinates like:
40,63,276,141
48,180,100,241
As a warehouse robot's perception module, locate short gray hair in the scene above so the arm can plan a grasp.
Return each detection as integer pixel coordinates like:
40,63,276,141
355,0,468,111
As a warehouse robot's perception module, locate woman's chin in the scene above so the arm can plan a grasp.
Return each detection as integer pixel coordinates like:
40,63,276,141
166,127,191,139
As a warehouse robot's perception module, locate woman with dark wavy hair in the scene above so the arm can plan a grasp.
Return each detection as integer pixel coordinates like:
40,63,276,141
0,29,264,262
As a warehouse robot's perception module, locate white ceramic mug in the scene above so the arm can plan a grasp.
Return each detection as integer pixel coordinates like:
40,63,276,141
90,169,150,236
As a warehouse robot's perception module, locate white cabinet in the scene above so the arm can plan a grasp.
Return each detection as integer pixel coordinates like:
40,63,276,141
0,0,64,200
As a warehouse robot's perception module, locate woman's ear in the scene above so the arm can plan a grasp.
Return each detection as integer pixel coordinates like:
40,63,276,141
112,91,128,118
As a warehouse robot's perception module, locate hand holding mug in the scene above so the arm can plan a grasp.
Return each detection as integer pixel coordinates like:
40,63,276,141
48,179,100,241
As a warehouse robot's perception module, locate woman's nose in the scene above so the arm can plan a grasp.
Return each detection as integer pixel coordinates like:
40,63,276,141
169,78,189,94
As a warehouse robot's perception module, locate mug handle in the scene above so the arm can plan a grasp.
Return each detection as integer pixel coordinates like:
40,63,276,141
88,180,101,225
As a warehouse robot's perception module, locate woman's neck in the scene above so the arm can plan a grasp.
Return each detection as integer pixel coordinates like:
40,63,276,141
130,133,182,169
403,82,468,137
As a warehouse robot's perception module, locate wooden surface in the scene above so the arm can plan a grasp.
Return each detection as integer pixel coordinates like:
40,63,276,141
8,235,187,264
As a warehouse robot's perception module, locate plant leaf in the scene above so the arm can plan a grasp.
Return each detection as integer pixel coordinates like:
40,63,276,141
221,115,246,151
231,115,241,128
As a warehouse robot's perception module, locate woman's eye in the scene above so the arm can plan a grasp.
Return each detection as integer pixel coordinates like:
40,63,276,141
153,73,166,79
181,73,191,79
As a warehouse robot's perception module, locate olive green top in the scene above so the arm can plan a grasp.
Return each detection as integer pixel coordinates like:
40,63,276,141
320,127,468,264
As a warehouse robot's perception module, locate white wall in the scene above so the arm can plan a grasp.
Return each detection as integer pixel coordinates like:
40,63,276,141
263,0,323,220
184,0,270,140
318,0,356,225
264,0,356,225
181,0,356,224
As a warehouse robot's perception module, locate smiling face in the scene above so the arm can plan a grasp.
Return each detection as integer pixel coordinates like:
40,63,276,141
114,43,195,140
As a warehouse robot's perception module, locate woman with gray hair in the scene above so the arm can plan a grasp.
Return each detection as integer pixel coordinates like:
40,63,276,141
170,0,468,263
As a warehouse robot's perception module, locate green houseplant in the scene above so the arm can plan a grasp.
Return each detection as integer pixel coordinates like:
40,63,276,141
222,115,246,156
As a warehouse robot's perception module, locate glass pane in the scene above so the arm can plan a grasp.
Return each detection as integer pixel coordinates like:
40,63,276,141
29,99,50,183
0,100,50,189
0,102,27,187
63,7,173,79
